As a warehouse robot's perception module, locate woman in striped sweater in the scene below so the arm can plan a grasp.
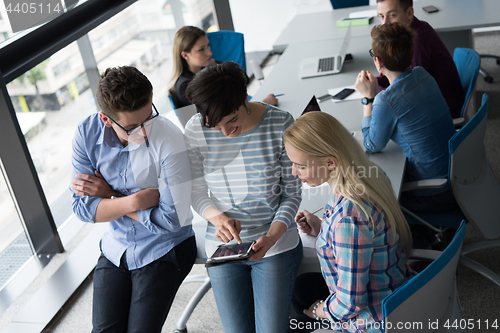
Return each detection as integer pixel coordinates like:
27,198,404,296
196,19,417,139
184,61,303,333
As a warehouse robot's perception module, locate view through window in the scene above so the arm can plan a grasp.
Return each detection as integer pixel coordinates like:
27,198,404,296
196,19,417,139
0,164,32,290
0,0,213,292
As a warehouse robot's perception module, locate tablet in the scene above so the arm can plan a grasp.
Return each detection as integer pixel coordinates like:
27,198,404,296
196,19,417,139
206,240,256,264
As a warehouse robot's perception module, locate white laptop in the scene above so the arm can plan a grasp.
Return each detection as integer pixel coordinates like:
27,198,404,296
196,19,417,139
299,24,352,79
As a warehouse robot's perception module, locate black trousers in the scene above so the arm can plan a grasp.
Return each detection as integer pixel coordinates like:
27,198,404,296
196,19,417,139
289,272,331,333
92,236,196,333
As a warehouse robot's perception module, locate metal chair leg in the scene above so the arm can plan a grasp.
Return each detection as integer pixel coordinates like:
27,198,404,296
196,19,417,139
173,275,212,333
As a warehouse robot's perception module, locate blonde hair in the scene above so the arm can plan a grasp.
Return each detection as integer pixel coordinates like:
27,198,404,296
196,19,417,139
284,112,412,258
168,26,206,91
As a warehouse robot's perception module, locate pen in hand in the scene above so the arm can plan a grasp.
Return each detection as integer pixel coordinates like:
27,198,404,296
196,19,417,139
274,93,285,97
298,206,324,222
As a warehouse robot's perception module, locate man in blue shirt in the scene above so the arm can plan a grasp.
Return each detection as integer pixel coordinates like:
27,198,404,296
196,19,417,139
70,66,196,332
355,23,457,214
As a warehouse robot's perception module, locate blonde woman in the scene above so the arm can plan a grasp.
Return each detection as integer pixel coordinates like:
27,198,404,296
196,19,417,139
284,112,415,333
168,25,278,108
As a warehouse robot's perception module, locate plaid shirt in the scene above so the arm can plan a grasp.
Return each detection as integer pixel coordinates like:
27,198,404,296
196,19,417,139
316,192,415,332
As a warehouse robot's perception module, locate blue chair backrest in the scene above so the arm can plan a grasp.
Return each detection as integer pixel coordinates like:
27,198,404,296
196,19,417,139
449,93,488,176
382,221,466,330
329,0,369,9
453,48,481,117
447,94,500,239
207,31,246,73
167,93,176,110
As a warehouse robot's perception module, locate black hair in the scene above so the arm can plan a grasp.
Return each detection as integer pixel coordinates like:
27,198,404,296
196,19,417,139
185,61,247,128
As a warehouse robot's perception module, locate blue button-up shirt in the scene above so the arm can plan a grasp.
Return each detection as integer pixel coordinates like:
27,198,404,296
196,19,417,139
70,113,194,269
362,67,455,195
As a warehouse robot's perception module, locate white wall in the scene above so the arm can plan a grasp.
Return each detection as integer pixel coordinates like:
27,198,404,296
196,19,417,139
229,0,332,52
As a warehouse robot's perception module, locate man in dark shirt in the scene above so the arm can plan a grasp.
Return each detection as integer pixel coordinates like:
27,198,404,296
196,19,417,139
376,0,465,118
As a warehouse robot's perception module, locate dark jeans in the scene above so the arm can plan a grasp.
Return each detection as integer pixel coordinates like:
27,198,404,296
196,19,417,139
289,272,331,333
400,190,460,249
400,189,458,214
208,241,303,333
92,236,196,333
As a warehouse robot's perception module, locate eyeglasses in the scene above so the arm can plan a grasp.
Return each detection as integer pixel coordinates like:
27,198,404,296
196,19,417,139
107,104,159,135
369,49,386,67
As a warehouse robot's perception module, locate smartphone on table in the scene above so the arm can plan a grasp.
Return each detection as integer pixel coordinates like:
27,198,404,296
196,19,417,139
331,88,355,100
206,240,256,264
423,5,439,13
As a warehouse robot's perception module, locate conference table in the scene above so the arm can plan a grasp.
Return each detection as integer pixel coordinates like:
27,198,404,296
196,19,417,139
273,0,500,55
255,35,374,129
252,28,408,266
252,33,407,192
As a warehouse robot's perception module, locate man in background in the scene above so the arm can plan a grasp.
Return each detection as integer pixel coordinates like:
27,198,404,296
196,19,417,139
376,0,465,118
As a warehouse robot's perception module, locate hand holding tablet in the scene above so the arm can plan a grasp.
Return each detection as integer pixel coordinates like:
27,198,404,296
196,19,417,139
205,240,256,267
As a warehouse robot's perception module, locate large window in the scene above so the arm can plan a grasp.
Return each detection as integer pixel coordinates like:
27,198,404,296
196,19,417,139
0,163,32,291
0,0,214,303
7,47,93,220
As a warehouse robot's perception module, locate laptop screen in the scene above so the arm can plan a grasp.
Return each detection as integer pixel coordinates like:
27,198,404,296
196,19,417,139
301,95,322,116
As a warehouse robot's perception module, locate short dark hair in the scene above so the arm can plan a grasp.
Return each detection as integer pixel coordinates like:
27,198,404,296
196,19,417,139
96,66,153,119
371,22,415,72
376,0,413,11
185,61,247,128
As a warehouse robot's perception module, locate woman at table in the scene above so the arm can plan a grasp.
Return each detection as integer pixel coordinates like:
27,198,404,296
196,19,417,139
183,61,303,333
354,22,457,214
285,111,415,333
168,25,278,109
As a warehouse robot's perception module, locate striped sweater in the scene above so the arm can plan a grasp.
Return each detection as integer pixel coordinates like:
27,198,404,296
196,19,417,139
184,104,302,256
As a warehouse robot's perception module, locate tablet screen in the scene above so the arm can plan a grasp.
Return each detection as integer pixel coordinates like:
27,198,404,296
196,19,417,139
210,241,255,260
301,95,321,115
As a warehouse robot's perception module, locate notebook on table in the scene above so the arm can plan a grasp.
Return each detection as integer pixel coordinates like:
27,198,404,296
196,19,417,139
299,24,352,79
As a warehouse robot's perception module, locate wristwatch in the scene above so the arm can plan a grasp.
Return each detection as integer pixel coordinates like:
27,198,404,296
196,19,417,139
361,97,374,105
110,191,122,199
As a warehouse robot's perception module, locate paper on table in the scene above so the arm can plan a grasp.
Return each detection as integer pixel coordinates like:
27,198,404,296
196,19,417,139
328,85,362,103
349,9,378,19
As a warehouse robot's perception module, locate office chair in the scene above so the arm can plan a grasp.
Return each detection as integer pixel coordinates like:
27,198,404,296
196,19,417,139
174,220,211,333
207,31,259,101
383,221,468,332
479,54,500,83
312,222,467,333
329,0,369,9
207,30,246,72
453,48,481,128
167,88,197,129
167,88,178,110
401,94,500,288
